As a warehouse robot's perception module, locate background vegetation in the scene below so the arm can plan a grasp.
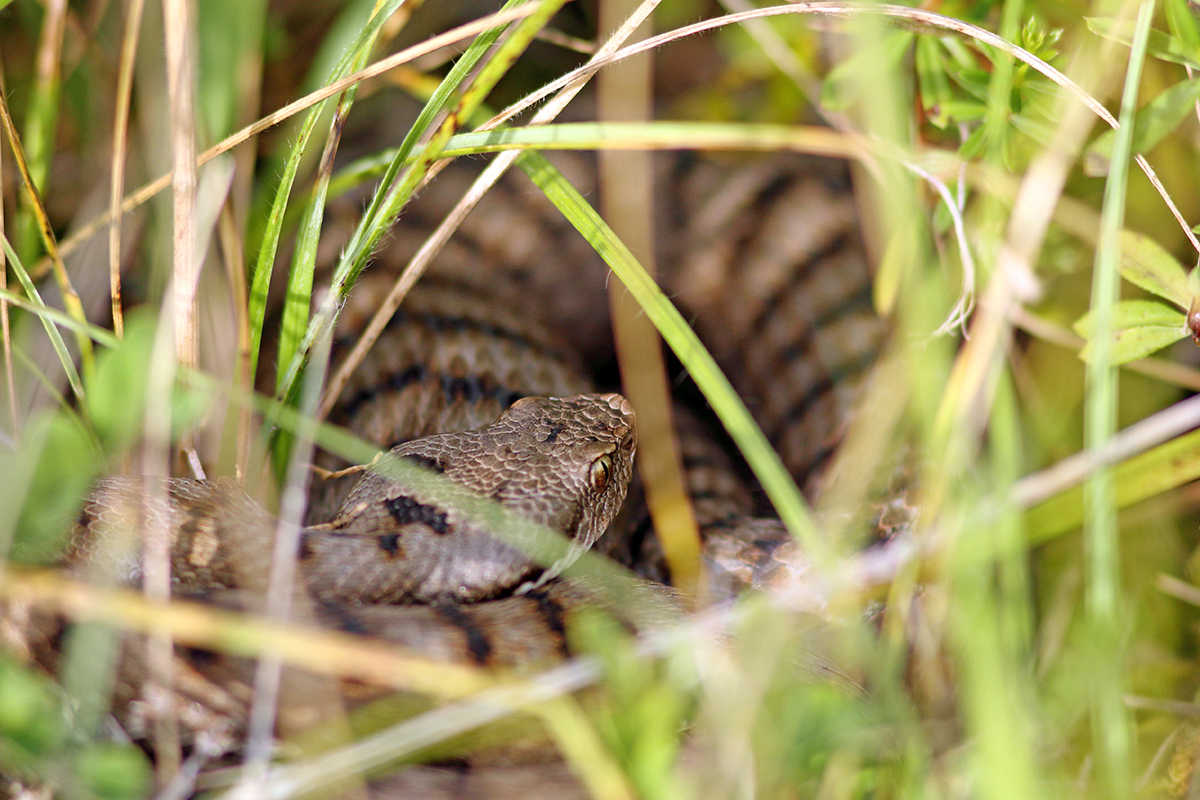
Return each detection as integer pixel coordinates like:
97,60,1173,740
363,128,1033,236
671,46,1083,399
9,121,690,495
1,0,1200,797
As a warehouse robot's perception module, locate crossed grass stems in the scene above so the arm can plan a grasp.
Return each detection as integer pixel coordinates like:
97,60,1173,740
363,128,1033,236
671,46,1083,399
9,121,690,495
4,0,1200,796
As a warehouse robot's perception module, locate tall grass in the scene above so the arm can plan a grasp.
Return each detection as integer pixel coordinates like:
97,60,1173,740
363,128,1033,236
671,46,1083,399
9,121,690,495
1,0,1199,798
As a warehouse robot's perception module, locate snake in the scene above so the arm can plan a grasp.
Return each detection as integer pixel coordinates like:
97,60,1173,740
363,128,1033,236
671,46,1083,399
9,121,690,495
15,152,887,793
74,393,636,606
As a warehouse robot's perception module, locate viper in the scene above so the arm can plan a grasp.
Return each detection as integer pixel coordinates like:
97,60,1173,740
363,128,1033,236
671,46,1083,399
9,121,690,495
14,152,888,796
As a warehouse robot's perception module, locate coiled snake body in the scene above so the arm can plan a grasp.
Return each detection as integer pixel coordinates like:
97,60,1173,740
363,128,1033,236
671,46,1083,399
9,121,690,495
23,153,887,792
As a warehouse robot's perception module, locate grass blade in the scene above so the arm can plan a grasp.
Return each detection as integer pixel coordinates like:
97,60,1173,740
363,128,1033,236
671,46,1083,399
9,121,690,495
1082,2,1154,793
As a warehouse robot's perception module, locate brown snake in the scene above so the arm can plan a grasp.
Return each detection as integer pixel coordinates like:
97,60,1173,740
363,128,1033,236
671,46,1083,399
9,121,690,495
15,153,887,794
73,394,636,606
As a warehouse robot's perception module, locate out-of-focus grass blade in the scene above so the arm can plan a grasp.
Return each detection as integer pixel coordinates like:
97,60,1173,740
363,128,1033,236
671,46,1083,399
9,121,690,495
322,120,868,212
14,0,65,266
331,122,866,180
1026,425,1200,542
518,151,824,561
272,0,568,421
1165,0,1200,62
437,121,868,159
0,238,86,408
196,0,268,143
0,287,120,350
1085,16,1199,68
1084,78,1200,176
1081,3,1154,789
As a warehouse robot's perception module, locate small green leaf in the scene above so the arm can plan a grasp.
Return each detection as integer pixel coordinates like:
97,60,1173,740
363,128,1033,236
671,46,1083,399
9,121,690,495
938,99,987,123
1079,324,1187,365
1117,230,1191,307
1084,78,1200,176
0,658,66,760
5,413,99,565
1075,299,1188,364
86,316,154,451
1074,298,1185,338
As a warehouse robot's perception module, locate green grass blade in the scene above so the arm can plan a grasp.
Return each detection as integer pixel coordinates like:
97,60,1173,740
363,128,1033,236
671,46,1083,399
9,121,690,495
0,237,86,408
1082,3,1154,793
245,0,408,383
350,0,530,253
1026,425,1200,542
0,287,120,350
14,4,64,265
274,0,531,400
327,121,866,192
272,0,569,422
274,89,366,398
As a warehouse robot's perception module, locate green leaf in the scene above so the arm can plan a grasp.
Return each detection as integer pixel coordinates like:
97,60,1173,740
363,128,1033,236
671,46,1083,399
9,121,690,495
1078,324,1187,365
1165,0,1200,62
3,412,99,566
1073,298,1185,338
85,314,210,453
916,37,954,129
1086,16,1200,68
1084,78,1200,176
1075,300,1186,364
86,316,154,451
1116,230,1192,308
0,657,66,761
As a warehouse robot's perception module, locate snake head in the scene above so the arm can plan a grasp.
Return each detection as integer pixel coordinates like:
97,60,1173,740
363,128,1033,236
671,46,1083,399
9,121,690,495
486,393,637,552
304,394,636,604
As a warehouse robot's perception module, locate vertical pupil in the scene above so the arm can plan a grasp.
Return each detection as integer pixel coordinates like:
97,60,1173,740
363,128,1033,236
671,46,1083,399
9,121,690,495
592,458,609,491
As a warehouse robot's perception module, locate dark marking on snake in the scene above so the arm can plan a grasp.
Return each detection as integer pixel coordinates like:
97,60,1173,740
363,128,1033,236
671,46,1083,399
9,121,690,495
776,345,881,437
744,231,854,345
434,601,493,665
793,441,840,494
401,453,445,474
298,530,316,561
385,495,450,535
777,283,876,368
442,373,488,405
341,365,528,424
544,424,563,443
319,599,372,635
377,533,404,558
528,587,571,659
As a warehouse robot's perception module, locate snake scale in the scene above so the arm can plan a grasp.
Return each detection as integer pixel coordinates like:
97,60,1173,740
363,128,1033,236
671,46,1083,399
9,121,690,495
14,151,887,794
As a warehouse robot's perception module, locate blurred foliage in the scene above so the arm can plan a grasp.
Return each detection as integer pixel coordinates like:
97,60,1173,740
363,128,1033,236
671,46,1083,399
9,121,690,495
4,0,1200,797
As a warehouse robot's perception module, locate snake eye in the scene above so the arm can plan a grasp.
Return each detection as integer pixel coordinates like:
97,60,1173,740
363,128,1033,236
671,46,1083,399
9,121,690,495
589,454,612,493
